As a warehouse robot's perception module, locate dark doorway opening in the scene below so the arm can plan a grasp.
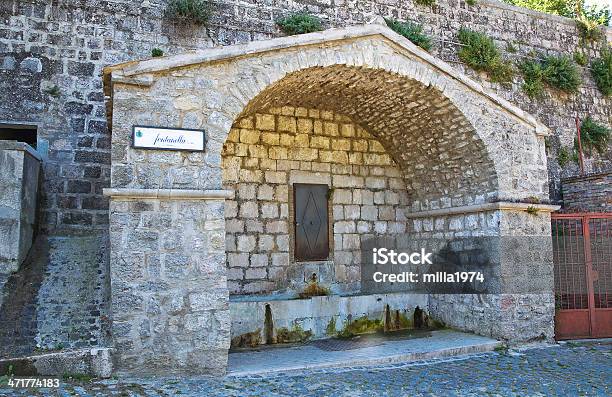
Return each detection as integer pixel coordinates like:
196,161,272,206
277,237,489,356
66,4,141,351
0,124,38,149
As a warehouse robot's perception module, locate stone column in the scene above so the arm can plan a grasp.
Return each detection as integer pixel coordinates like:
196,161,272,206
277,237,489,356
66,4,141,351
420,202,558,343
0,141,40,307
104,188,232,375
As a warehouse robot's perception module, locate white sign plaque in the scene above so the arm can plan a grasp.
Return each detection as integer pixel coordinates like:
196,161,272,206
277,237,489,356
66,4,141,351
132,126,205,151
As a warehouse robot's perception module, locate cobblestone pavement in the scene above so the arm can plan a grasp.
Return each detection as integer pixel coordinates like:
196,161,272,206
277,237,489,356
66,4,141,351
0,341,610,396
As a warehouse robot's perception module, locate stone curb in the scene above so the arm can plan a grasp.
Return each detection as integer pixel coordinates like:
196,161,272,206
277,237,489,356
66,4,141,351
0,348,114,378
227,340,502,377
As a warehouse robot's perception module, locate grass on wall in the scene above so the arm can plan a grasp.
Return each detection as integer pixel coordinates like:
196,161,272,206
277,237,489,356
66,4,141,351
414,0,436,6
457,28,514,84
166,0,211,24
591,49,612,97
385,19,432,52
276,13,323,35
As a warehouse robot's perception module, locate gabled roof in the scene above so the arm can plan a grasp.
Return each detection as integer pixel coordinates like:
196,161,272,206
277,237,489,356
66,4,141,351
103,18,549,136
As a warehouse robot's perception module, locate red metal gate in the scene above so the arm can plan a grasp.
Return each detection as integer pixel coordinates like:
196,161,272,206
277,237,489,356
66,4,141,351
552,213,611,339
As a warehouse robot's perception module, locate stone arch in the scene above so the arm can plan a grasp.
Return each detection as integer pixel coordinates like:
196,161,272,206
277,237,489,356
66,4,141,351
231,65,499,211
103,22,555,374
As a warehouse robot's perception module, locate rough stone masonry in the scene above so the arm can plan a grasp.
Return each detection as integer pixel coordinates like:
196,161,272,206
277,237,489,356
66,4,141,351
103,23,558,374
0,0,608,372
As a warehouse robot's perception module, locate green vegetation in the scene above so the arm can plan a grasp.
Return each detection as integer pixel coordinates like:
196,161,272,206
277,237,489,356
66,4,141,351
337,316,383,338
298,280,330,298
506,41,518,53
276,324,313,343
466,0,477,5
276,13,322,35
414,0,436,6
519,60,546,98
166,0,211,24
43,85,61,98
519,55,581,97
457,28,514,84
502,0,610,25
578,117,610,156
557,146,571,167
576,15,604,41
151,48,164,57
62,373,93,382
542,55,581,93
526,205,539,215
591,50,612,96
385,19,432,51
573,50,588,66
326,317,337,336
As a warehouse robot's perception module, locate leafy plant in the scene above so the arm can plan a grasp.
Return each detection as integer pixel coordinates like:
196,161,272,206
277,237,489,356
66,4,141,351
519,60,546,98
166,0,211,24
503,0,610,25
276,13,322,35
458,28,514,84
506,41,518,53
526,206,539,216
414,0,436,6
519,55,581,96
542,55,581,93
573,51,588,66
466,0,477,5
578,117,610,156
576,15,604,41
151,48,164,57
385,18,432,51
591,49,612,96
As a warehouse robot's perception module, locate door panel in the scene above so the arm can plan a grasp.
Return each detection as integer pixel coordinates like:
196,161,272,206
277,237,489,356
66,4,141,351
294,184,329,261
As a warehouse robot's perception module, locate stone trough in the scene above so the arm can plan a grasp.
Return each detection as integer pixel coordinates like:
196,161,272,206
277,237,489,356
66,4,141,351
230,292,428,348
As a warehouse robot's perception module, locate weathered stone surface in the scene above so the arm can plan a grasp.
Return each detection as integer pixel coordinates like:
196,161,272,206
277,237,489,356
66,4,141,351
108,197,230,375
0,141,40,309
223,108,410,296
561,172,611,212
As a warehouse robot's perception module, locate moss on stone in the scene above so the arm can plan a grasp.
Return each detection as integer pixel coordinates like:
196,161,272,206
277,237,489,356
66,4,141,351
325,316,337,336
337,316,383,338
230,329,261,348
298,281,330,299
276,324,313,343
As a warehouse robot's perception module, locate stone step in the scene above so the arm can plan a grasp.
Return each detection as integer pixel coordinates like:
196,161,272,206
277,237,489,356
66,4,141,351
227,329,502,376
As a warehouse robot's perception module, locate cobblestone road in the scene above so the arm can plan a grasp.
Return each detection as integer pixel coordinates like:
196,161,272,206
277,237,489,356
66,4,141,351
1,341,610,396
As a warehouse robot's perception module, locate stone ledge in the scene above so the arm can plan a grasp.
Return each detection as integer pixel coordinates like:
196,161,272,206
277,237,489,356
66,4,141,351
0,348,113,378
103,188,233,200
405,202,561,218
0,139,42,161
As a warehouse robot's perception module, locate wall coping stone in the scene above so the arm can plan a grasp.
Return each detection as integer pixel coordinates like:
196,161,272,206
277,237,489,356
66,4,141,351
405,202,561,218
103,22,550,137
561,171,611,183
0,140,42,161
103,188,233,200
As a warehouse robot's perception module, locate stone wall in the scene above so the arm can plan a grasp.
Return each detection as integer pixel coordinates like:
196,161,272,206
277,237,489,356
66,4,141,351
561,172,611,212
223,108,410,296
108,197,229,375
0,0,610,233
